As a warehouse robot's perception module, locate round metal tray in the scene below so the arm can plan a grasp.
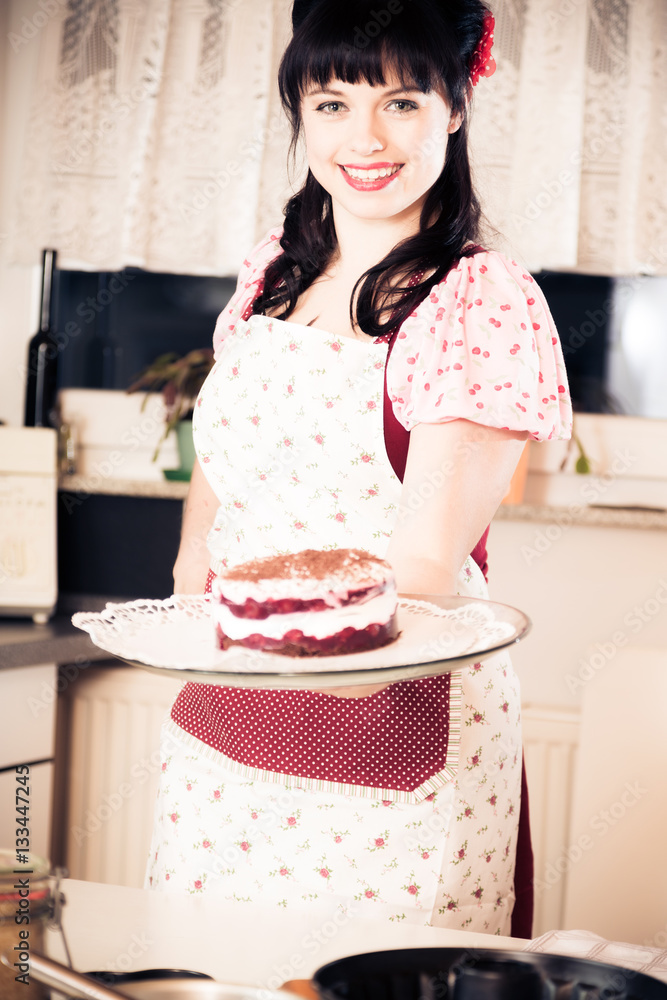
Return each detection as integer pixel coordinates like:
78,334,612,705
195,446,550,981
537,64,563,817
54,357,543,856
74,593,530,690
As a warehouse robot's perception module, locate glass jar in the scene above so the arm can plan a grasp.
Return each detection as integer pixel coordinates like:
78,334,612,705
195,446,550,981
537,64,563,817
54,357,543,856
0,851,52,1000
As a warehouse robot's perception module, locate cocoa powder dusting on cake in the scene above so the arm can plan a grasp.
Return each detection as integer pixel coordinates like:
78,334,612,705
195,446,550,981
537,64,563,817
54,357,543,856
220,548,389,586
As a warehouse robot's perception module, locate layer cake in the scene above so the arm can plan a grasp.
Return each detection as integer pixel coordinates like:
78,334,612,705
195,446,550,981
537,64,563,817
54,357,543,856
211,548,399,657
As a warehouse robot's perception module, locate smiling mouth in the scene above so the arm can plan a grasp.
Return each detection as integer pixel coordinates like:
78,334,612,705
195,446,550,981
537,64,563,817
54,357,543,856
340,164,403,181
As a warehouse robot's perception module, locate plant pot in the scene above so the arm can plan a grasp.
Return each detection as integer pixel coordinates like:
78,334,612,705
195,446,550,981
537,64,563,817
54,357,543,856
163,420,195,481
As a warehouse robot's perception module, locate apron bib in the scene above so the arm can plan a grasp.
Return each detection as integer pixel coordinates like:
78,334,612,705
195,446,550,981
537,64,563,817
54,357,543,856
193,313,401,573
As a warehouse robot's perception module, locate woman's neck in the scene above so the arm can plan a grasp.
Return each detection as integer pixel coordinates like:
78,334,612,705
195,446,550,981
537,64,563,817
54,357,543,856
329,200,422,280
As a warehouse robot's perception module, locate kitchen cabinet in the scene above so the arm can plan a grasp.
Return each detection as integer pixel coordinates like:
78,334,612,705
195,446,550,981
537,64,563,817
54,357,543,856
488,508,667,708
0,663,57,861
488,506,667,944
563,647,667,944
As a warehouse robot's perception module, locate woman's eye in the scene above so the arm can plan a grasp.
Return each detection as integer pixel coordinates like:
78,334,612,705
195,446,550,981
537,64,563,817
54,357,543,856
313,98,418,115
388,100,419,113
316,102,345,115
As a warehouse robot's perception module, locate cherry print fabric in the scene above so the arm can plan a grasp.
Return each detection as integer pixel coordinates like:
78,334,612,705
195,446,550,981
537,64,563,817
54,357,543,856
386,251,571,440
210,225,284,360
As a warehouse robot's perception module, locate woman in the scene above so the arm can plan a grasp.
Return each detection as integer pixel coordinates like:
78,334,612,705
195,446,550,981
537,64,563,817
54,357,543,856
146,0,572,936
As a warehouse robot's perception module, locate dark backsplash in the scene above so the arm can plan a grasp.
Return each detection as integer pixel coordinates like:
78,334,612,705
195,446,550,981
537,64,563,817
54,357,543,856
57,492,183,609
53,267,236,393
51,264,616,414
533,272,616,414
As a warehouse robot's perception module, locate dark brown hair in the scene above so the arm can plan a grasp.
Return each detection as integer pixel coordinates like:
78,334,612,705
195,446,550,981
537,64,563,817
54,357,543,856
252,0,493,337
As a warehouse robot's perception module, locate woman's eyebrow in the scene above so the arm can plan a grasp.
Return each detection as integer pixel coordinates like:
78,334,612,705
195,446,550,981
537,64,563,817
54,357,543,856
305,85,422,97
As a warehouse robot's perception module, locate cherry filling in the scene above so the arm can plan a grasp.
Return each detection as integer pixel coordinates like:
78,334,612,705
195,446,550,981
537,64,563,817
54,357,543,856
216,616,399,657
219,583,385,620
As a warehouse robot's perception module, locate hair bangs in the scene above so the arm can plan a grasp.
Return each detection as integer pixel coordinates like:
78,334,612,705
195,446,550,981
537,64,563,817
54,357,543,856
279,2,465,128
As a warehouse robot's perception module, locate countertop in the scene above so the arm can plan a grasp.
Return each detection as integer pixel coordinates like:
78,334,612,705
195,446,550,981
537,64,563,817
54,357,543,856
59,474,190,501
22,880,667,990
494,502,667,531
44,878,524,985
59,474,667,530
0,613,117,670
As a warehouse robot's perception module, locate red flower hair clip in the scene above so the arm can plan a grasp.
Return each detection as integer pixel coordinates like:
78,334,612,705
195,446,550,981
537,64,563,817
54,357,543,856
469,11,496,86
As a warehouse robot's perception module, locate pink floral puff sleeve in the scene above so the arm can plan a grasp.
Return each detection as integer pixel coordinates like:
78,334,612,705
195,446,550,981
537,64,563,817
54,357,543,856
211,226,284,360
387,251,573,441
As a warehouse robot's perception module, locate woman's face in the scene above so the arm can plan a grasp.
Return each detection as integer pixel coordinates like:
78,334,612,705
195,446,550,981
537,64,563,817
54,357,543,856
300,71,460,227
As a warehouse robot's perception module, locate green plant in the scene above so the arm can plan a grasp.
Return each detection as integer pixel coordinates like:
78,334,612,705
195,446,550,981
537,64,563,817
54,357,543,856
573,433,591,474
127,347,214,460
559,420,592,475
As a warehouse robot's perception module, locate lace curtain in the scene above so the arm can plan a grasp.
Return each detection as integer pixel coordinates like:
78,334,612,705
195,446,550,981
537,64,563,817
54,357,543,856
5,0,666,276
6,0,295,275
471,0,667,275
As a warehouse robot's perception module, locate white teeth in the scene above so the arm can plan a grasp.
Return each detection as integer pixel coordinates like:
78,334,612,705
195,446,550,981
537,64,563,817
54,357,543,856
343,165,401,181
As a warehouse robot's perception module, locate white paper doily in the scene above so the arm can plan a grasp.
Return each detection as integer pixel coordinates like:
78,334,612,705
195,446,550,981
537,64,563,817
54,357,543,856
72,594,530,688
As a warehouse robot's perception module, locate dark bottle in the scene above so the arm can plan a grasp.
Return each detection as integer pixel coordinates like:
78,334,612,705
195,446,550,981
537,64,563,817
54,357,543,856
24,248,60,427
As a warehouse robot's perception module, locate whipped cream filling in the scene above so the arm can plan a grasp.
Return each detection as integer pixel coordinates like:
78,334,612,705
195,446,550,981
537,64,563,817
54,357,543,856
214,585,397,641
212,571,390,605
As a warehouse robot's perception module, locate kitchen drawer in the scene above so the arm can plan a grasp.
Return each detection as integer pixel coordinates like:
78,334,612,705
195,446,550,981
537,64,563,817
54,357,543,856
0,664,57,767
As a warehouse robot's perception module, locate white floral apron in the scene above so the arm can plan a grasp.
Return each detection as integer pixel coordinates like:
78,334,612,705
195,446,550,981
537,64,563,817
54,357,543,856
145,315,522,934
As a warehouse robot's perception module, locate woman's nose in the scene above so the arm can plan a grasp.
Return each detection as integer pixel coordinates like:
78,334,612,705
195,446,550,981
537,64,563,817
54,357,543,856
347,114,385,156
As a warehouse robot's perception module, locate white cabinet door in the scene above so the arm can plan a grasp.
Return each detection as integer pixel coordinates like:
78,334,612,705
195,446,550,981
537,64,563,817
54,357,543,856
0,664,57,860
0,664,57,767
0,761,54,861
59,666,182,887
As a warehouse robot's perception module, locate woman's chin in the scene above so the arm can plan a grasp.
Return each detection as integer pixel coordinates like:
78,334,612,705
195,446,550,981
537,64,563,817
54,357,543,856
332,192,420,225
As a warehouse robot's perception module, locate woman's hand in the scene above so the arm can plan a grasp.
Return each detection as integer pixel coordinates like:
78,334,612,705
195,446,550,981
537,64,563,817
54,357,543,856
172,457,219,594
